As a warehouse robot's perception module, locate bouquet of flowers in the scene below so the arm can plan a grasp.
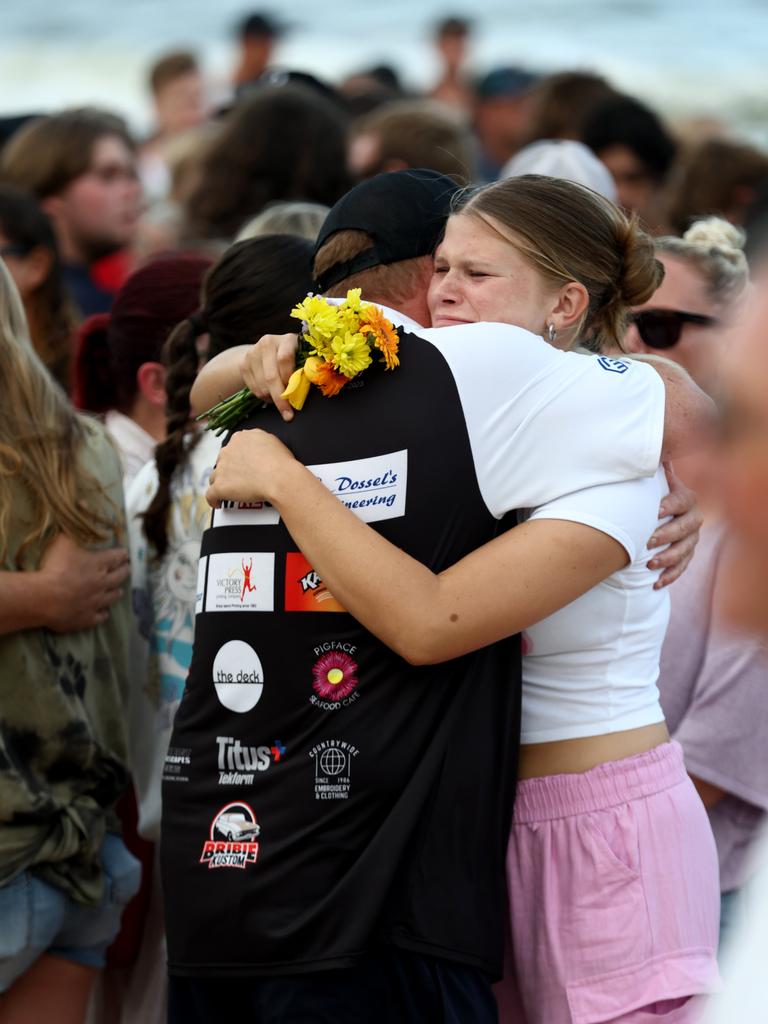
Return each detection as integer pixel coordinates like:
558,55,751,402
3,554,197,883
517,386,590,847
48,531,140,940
199,289,400,434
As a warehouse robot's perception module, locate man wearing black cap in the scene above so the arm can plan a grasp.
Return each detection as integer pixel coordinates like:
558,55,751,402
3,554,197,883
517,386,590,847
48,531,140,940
163,170,703,1023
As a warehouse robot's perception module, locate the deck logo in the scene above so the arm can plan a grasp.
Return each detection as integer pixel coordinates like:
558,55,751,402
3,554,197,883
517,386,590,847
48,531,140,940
213,640,264,712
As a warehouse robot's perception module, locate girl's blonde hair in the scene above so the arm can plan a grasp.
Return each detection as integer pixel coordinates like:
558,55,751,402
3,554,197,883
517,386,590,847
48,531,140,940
655,216,749,312
457,174,663,350
0,258,111,565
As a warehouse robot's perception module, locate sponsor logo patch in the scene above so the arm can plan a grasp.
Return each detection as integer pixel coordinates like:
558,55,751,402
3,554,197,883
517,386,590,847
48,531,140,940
163,746,191,784
284,552,345,612
309,740,359,800
309,642,360,710
213,639,264,713
200,802,260,869
306,450,407,523
195,557,207,614
205,552,274,612
216,735,285,785
212,499,280,528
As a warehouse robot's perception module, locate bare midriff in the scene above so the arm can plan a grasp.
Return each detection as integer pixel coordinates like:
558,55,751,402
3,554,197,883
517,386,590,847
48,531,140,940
519,721,670,779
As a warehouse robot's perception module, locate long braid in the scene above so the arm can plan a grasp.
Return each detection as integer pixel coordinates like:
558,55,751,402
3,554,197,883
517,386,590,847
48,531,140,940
142,318,201,557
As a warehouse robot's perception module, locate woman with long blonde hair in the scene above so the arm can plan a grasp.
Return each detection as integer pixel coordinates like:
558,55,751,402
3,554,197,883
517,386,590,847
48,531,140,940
0,258,140,1024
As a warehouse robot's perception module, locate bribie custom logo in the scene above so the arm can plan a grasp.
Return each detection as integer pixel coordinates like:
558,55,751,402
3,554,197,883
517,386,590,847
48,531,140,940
305,450,408,524
597,356,630,374
213,640,264,713
216,736,286,785
212,499,280,528
309,642,360,710
162,747,191,784
200,802,260,869
284,552,346,613
204,552,274,612
309,739,359,800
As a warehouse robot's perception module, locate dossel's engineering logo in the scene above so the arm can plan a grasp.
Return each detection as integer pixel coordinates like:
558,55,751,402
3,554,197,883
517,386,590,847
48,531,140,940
205,552,274,612
306,450,407,523
213,640,264,713
216,735,285,784
200,802,260,869
284,552,346,613
310,739,359,800
309,642,360,709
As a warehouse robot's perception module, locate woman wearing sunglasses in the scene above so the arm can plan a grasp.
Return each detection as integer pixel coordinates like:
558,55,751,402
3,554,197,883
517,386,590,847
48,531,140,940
627,218,766,952
624,218,747,397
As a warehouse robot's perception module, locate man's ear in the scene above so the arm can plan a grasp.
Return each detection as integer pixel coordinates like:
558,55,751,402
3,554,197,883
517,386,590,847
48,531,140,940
136,361,167,408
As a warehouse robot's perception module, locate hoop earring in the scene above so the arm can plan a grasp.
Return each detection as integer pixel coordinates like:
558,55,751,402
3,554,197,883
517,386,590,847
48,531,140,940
547,322,557,345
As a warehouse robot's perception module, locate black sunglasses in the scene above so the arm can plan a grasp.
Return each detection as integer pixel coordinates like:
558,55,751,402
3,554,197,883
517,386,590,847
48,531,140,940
628,309,719,350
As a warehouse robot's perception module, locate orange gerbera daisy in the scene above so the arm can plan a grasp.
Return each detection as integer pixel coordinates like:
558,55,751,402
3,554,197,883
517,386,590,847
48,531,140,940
304,356,349,397
360,308,400,370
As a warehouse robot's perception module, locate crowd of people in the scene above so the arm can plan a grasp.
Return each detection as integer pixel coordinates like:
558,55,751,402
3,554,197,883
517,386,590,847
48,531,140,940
0,9,767,1024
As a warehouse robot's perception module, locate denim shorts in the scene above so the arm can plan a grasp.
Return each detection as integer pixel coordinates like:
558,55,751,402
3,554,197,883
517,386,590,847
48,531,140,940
0,833,142,993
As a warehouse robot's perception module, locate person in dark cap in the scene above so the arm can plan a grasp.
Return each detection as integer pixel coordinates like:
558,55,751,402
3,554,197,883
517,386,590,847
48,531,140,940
474,66,540,181
162,169,706,1022
232,10,283,89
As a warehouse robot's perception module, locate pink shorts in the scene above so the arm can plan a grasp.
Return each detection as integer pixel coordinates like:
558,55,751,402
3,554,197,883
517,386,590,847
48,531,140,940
499,742,721,1024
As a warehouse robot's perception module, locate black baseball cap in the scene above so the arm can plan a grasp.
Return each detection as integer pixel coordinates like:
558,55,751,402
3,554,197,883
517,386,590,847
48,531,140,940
313,168,461,293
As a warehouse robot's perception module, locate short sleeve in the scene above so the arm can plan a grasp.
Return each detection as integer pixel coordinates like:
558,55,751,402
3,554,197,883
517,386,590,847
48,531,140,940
527,469,668,564
417,323,665,517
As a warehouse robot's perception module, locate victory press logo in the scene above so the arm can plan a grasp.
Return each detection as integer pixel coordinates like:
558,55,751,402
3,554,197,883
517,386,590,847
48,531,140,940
310,642,360,709
213,640,264,713
204,552,274,612
200,801,260,870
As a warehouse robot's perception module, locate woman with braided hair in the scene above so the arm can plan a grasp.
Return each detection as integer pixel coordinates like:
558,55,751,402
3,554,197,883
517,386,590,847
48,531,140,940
117,234,313,1024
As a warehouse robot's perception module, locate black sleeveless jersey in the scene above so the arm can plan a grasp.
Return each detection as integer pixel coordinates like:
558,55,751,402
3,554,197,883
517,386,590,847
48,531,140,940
161,316,665,979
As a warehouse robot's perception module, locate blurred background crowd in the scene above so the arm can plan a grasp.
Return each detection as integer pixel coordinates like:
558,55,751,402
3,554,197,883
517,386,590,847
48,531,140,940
1,4,767,1023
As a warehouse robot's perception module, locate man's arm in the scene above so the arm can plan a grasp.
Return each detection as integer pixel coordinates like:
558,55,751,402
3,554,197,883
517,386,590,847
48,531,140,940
0,533,130,634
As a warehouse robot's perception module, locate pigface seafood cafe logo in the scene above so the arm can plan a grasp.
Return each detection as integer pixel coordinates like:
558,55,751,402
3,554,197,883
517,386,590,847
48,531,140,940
309,642,360,710
200,801,260,870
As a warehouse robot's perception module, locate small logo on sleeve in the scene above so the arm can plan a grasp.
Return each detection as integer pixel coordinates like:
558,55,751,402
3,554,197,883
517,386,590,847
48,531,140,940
597,356,630,374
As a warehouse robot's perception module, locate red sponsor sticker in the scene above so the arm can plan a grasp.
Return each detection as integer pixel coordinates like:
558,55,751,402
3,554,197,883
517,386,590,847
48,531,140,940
284,553,345,613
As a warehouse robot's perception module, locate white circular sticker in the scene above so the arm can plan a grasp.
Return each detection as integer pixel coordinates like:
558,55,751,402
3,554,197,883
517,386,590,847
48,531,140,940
213,640,264,713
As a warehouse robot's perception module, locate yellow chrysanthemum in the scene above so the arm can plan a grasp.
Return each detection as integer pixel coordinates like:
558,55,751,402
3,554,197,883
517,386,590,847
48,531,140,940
360,307,400,370
330,331,373,378
280,367,312,410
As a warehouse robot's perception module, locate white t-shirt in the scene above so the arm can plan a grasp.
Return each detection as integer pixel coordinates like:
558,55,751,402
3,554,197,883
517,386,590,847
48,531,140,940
521,467,670,742
407,318,666,510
